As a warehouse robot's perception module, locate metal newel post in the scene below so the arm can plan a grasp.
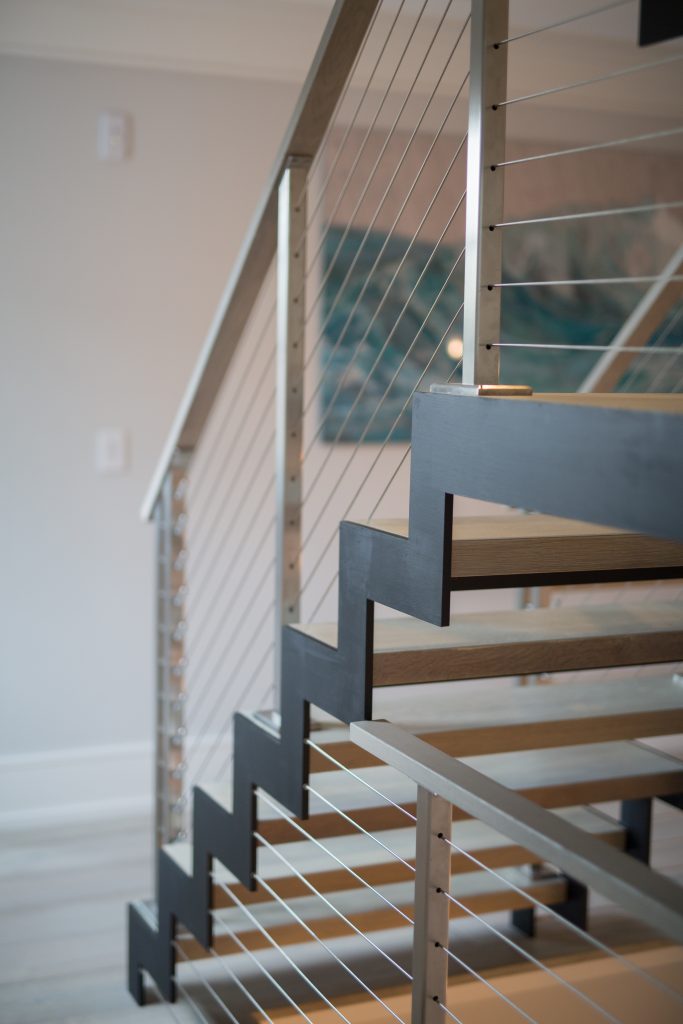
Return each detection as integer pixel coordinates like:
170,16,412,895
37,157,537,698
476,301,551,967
411,787,452,1024
275,157,310,695
154,452,189,875
461,0,509,387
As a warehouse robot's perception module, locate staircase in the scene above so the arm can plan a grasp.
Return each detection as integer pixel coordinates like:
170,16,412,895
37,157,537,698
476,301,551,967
129,392,683,1015
129,0,683,1018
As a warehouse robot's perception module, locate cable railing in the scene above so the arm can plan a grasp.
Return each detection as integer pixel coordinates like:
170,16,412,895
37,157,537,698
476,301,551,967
351,720,683,1024
140,0,683,1018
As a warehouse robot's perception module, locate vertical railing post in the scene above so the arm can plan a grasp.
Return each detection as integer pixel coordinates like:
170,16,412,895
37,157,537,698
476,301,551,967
411,787,452,1024
154,451,189,880
462,0,508,387
461,0,509,389
275,156,310,694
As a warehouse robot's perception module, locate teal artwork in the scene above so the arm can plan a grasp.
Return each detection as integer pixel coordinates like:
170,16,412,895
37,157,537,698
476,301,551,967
320,216,682,443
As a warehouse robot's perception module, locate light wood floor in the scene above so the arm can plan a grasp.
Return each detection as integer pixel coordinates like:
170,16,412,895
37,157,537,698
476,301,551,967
1,800,681,1024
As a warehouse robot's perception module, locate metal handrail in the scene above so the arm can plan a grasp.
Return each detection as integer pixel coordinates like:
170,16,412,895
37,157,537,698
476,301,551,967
350,720,683,946
140,0,380,521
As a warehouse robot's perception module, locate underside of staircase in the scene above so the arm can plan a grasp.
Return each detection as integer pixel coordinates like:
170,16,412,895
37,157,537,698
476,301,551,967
129,392,683,1010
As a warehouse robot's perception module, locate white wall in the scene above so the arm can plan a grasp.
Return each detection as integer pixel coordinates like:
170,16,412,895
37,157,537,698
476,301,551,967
0,54,303,823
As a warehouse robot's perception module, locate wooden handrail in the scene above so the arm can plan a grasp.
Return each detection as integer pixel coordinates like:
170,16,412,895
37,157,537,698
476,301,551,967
141,0,380,520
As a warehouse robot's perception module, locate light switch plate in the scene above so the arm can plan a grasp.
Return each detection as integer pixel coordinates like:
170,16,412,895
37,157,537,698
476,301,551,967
95,428,128,475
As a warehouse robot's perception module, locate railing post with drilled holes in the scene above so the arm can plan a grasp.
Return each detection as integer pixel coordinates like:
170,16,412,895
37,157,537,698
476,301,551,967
461,0,509,388
411,787,452,1024
154,453,189,877
275,156,310,694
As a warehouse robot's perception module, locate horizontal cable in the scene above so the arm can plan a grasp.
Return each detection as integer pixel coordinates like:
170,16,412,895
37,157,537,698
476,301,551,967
213,880,352,1024
439,834,683,1005
497,0,633,45
492,277,683,287
256,788,414,925
495,199,683,228
499,53,683,107
306,739,418,823
173,941,240,1024
440,944,539,1023
498,127,683,166
254,872,409,1024
492,342,682,352
205,905,313,1024
305,783,417,873
254,830,413,983
439,888,621,1024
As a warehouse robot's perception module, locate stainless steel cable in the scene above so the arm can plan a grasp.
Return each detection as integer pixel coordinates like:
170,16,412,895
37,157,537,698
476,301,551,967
499,53,683,107
621,303,683,392
496,0,633,45
173,941,241,1024
187,552,275,733
253,871,410,1024
188,291,276,496
440,943,539,1023
184,494,274,686
494,276,683,288
492,342,682,351
173,977,212,1024
304,22,470,397
253,829,414,983
303,123,467,451
303,0,439,313
495,200,683,228
304,783,417,873
497,127,683,167
213,641,276,782
300,243,465,569
439,833,683,1004
439,1000,466,1024
202,942,276,1024
206,904,314,1024
189,629,274,787
188,419,275,596
439,888,622,1024
300,0,408,240
256,788,414,925
213,880,352,1024
303,335,464,622
306,739,418,823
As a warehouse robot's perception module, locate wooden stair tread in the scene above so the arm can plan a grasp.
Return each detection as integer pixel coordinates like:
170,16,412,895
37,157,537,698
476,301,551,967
293,603,683,685
167,805,623,908
350,514,683,580
311,676,683,763
179,867,568,960
199,740,683,844
506,393,683,414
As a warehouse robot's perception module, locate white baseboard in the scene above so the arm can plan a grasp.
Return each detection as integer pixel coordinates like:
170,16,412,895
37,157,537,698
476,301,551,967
0,741,154,830
0,733,231,831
